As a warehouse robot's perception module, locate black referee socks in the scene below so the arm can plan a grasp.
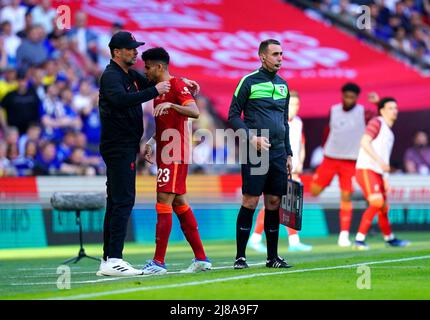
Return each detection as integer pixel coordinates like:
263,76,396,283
264,209,280,260
236,206,256,260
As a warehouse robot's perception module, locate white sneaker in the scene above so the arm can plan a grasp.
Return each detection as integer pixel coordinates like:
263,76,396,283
142,259,167,275
180,258,212,273
97,258,143,276
96,258,107,276
338,233,352,247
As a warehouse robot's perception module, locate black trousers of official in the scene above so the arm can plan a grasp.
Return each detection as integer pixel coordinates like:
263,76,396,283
102,151,137,260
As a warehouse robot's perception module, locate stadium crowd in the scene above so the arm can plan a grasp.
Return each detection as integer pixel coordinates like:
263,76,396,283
313,0,430,65
0,0,224,177
0,0,429,177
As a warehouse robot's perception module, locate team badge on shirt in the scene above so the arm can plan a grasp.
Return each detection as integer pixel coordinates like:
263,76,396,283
278,85,285,95
181,87,191,95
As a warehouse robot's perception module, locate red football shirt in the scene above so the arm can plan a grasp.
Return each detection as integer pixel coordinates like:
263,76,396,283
154,77,194,164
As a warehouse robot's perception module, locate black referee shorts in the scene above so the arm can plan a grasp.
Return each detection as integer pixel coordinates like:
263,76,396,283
241,148,288,197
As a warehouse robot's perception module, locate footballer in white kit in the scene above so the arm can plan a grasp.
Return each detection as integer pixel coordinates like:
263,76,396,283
353,97,410,249
310,83,367,247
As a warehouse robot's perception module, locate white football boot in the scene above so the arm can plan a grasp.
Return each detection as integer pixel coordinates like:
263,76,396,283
97,258,143,276
180,258,212,273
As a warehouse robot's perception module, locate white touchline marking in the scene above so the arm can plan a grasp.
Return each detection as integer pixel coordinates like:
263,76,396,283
8,271,97,278
366,266,430,269
17,267,83,271
13,261,237,274
43,255,430,300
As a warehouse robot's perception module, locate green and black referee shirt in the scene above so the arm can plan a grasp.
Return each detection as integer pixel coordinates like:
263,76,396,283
228,66,293,157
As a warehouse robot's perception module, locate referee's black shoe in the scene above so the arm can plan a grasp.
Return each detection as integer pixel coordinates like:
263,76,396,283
266,256,293,268
233,257,249,269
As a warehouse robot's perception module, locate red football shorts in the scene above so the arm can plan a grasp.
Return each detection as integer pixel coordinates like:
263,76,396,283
312,156,356,193
156,162,188,195
355,169,386,200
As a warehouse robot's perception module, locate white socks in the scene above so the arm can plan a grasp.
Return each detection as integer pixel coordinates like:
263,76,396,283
250,232,304,246
356,233,366,241
249,233,262,243
339,231,349,240
384,233,395,241
288,234,300,246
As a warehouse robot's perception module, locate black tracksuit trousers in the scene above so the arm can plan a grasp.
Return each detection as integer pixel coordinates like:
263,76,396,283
102,151,137,260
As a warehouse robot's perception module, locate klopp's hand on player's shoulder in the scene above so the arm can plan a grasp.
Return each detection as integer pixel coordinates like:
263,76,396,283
182,78,200,95
155,81,171,95
153,102,172,117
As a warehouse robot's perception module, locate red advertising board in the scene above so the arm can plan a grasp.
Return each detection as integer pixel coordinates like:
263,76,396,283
0,177,38,199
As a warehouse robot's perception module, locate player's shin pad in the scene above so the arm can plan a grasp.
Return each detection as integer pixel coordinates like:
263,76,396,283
279,178,304,231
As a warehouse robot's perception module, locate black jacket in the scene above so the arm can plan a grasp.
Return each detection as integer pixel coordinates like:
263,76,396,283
99,60,159,156
1,87,40,135
228,67,292,156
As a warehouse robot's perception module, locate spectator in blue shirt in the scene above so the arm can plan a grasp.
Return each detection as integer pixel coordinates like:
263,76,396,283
33,140,60,175
15,24,49,72
18,122,41,156
59,147,97,176
57,130,77,163
80,94,100,153
40,83,82,143
13,139,37,176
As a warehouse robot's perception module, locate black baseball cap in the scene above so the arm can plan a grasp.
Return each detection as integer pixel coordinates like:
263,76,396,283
108,31,145,50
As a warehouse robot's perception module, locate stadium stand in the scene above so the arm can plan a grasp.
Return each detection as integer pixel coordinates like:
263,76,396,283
0,0,428,177
290,0,430,71
0,0,226,177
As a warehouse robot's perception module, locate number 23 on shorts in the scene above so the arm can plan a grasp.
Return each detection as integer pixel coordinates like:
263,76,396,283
157,168,170,183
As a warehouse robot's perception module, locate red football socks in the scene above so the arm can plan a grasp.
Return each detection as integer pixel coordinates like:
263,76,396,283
378,205,392,237
357,205,379,236
340,200,353,232
154,203,173,264
174,205,206,261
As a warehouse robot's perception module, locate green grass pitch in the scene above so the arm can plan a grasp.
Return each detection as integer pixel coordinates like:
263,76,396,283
0,232,429,300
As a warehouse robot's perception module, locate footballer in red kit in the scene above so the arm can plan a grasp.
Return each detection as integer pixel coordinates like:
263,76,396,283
141,47,211,275
153,77,193,195
354,97,410,249
310,83,369,247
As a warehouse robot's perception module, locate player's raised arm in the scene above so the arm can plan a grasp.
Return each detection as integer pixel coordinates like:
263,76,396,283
153,101,199,119
153,77,200,118
173,101,200,118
